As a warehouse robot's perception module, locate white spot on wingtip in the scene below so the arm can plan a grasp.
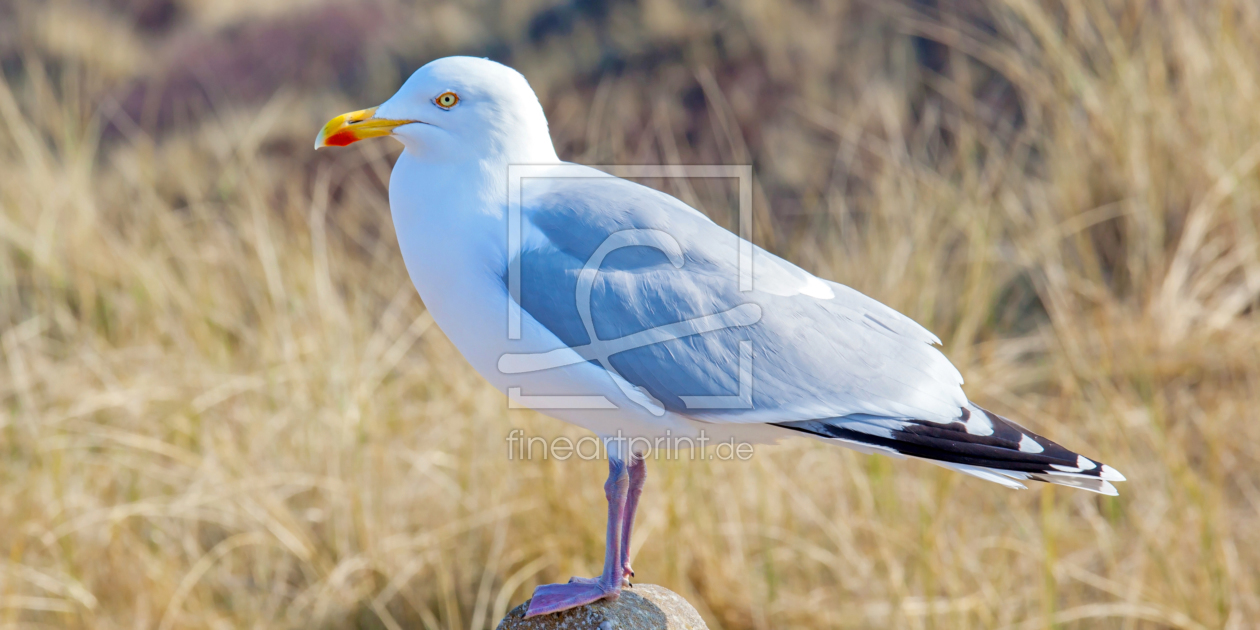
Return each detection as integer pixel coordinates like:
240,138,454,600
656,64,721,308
1100,465,1126,482
1018,434,1045,453
964,415,994,436
1076,455,1098,470
1050,464,1082,473
800,276,835,299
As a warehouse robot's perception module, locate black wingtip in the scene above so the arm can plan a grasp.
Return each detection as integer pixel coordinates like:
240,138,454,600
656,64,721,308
776,404,1123,493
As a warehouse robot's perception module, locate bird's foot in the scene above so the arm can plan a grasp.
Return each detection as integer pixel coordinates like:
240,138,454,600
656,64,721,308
622,562,634,587
524,579,619,617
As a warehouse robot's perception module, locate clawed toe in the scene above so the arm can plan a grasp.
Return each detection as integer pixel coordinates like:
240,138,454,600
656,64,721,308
524,580,619,617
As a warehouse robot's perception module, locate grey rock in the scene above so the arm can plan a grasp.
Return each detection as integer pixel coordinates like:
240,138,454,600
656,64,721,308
496,584,708,630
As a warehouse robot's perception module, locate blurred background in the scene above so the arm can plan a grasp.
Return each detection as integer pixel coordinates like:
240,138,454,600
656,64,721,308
2,0,1259,628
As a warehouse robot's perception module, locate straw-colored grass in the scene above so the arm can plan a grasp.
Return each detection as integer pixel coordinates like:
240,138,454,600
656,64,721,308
2,0,1258,628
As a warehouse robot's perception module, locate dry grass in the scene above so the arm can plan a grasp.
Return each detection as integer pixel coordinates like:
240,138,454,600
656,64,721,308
2,0,1259,628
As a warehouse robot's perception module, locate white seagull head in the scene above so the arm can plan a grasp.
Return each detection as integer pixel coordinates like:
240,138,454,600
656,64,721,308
315,56,558,163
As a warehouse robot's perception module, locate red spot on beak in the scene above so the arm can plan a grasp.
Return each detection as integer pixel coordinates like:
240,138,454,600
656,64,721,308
325,129,361,147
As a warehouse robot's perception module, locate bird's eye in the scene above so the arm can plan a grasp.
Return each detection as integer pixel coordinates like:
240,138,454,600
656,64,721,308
435,92,459,109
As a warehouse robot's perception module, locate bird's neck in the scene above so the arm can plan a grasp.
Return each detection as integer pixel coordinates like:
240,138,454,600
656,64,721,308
397,133,560,209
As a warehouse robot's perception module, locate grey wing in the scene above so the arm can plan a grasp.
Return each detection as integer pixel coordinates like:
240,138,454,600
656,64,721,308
511,171,967,425
508,170,1128,496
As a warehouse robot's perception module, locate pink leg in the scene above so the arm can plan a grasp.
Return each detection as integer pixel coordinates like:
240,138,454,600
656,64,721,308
525,457,629,618
619,453,646,585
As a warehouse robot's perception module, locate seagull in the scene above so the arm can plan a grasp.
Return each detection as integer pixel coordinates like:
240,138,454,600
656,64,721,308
316,56,1124,618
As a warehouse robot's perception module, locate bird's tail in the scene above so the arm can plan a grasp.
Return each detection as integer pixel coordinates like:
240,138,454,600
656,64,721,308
775,403,1125,495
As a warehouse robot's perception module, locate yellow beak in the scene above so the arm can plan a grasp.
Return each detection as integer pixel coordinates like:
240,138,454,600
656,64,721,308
314,107,415,149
